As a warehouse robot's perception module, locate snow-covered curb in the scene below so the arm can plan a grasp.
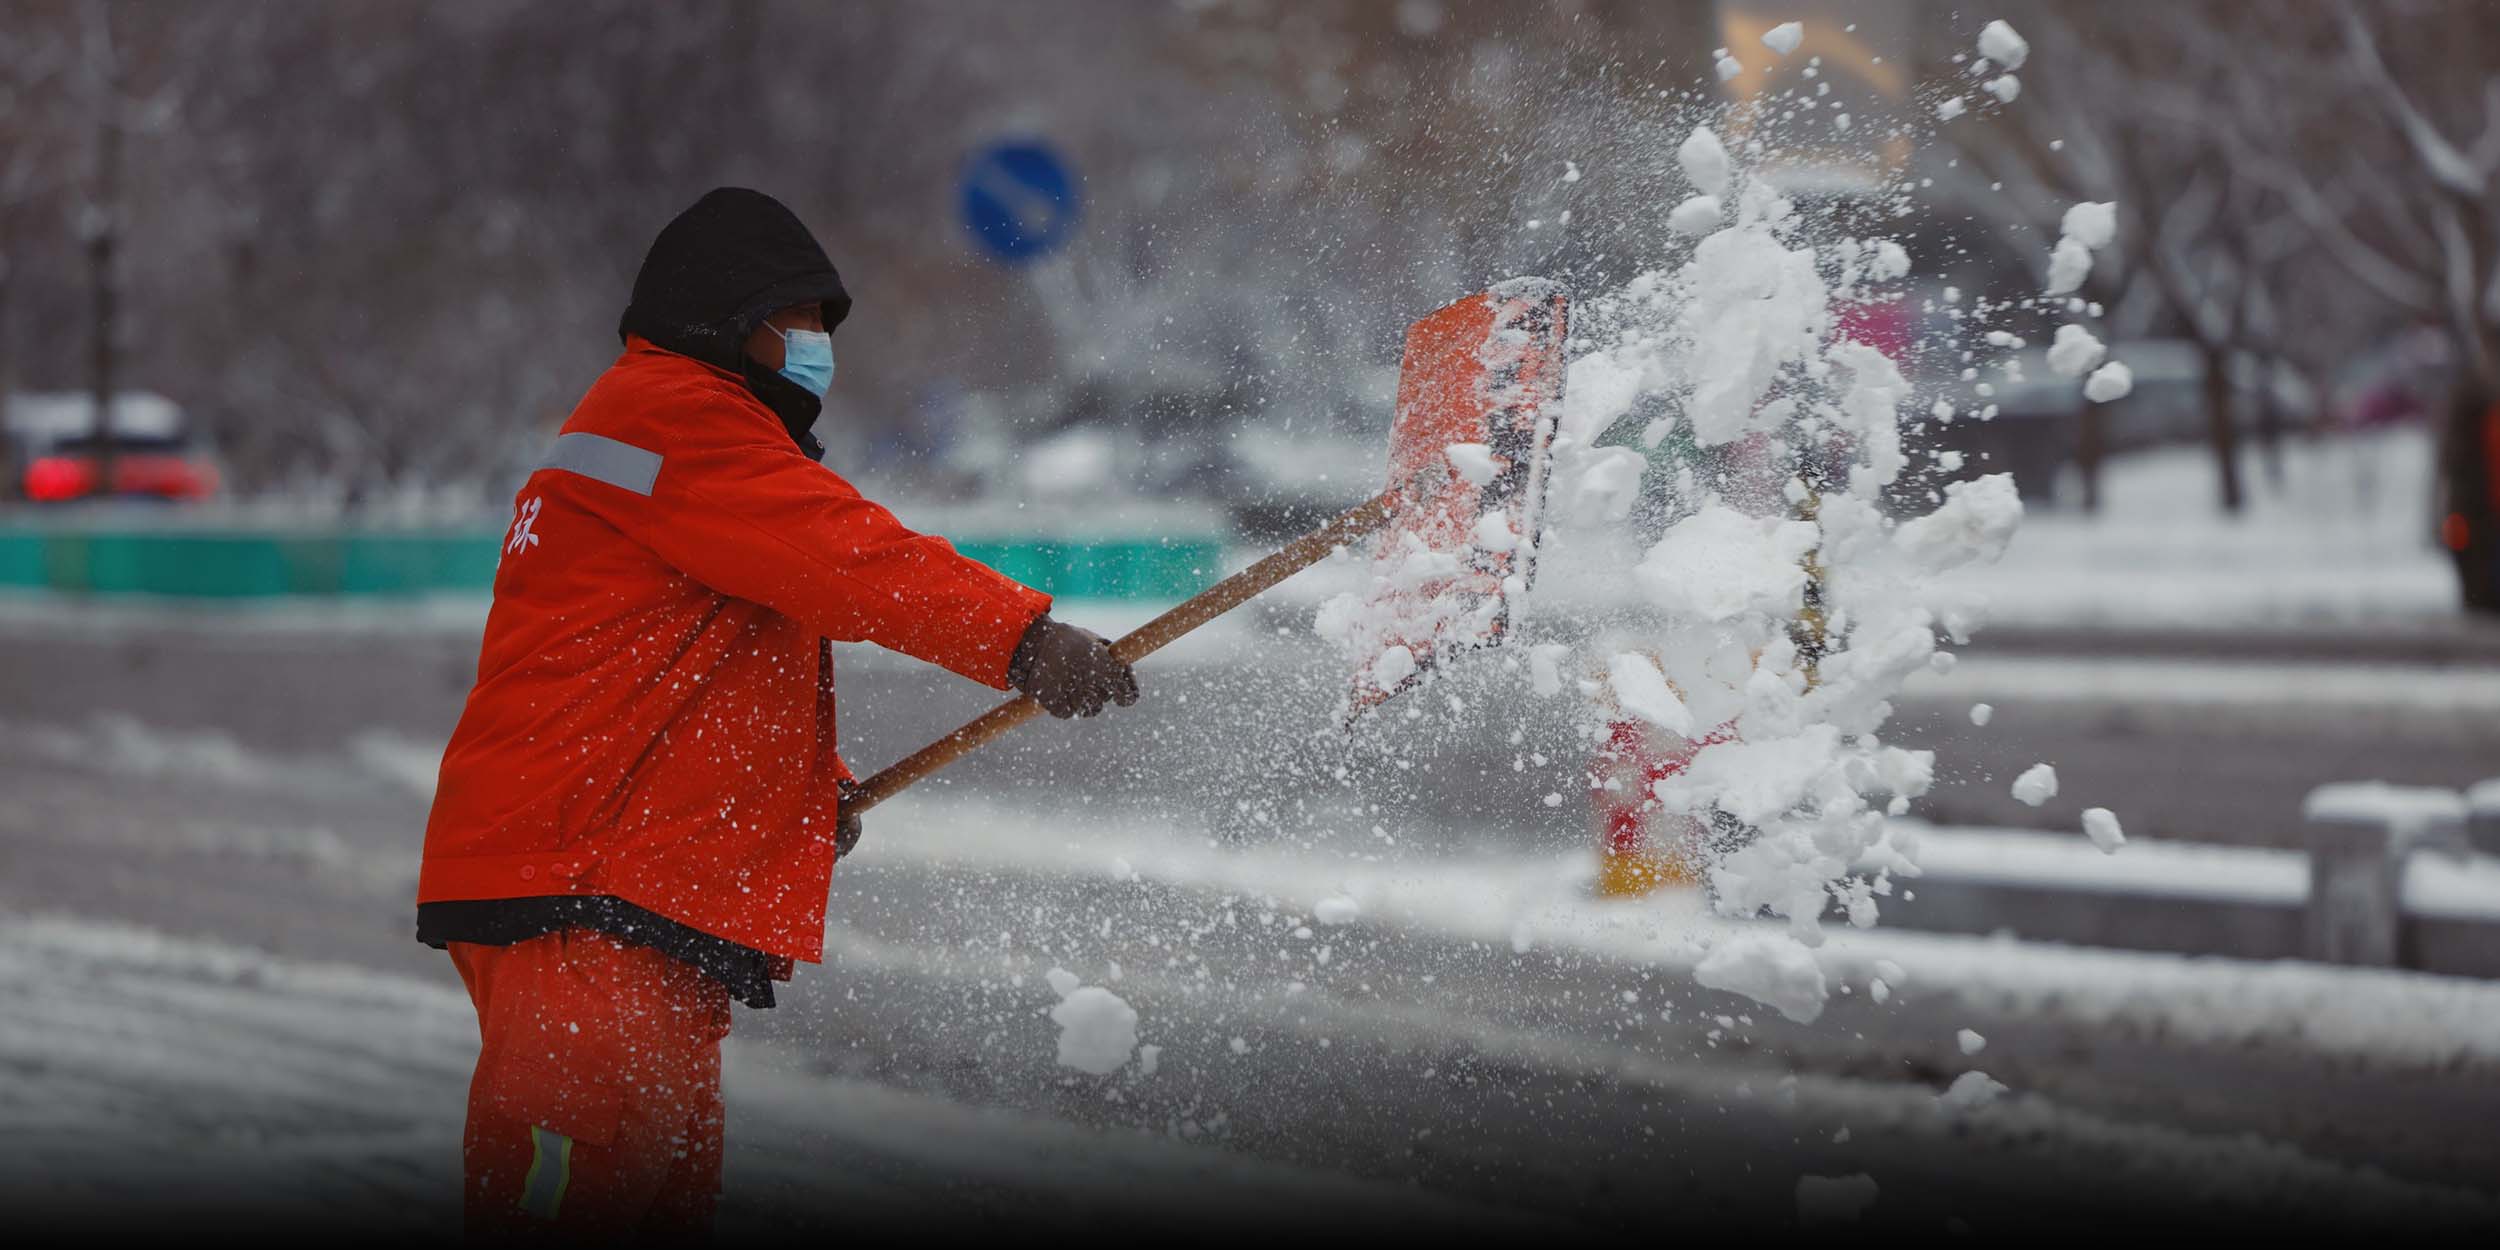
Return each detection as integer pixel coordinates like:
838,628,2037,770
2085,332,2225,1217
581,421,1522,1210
870,795,2500,1071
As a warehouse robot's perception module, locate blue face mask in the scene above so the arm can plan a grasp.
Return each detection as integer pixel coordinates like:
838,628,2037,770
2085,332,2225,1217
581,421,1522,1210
773,326,835,397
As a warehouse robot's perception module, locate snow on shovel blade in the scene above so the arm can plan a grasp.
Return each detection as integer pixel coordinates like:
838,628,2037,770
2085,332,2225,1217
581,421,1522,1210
1343,278,1569,722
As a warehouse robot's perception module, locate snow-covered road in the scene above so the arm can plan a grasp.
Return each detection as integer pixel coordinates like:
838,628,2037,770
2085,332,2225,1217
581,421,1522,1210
4,696,2500,1234
0,912,1580,1240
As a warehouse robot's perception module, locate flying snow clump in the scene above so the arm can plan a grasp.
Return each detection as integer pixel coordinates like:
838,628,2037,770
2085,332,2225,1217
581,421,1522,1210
1669,194,1724,235
1638,502,1821,623
2044,236,2092,295
1046,967,1139,1076
1978,19,2029,70
1694,933,1829,1024
1609,652,1695,736
1370,644,1419,691
2084,360,2134,402
2083,807,2126,854
1761,21,1803,56
1892,474,2023,574
1444,441,1498,485
2043,200,2119,295
2061,201,2118,250
2046,324,2107,378
2011,763,2059,807
1677,125,1732,196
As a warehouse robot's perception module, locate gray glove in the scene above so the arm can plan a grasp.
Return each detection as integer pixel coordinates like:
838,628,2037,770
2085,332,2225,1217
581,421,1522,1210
1008,615,1140,719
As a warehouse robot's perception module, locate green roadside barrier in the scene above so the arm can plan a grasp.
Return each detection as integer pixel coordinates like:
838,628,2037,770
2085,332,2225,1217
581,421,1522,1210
0,524,1222,601
953,538,1218,601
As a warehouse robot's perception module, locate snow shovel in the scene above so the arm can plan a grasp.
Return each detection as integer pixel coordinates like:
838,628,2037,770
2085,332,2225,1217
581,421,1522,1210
843,278,1569,815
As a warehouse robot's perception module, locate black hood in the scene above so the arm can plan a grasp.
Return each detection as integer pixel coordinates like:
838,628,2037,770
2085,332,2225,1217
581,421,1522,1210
619,187,852,458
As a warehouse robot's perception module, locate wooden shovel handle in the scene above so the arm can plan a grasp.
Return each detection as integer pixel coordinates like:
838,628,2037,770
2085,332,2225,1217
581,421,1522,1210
843,488,1400,814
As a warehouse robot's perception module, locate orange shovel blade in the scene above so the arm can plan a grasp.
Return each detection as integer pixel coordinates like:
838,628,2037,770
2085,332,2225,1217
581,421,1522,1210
1346,278,1570,721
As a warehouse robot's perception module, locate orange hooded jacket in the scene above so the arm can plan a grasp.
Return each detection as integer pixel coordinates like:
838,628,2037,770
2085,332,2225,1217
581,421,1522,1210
417,337,1050,963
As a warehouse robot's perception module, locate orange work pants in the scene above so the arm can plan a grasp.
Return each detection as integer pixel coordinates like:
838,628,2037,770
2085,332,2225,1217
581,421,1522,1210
449,928,732,1239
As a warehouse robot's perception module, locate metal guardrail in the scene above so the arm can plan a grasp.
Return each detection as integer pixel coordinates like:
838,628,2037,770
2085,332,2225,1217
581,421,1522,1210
1863,781,2500,979
2302,781,2500,971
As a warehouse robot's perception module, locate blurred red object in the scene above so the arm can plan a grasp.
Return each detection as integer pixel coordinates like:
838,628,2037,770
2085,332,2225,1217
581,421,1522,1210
1833,298,1913,363
22,452,219,502
1591,717,1736,896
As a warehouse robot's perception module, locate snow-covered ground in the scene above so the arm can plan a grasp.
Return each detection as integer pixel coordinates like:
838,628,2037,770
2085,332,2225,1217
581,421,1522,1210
7,793,2500,1232
19,693,2500,1076
0,913,1570,1238
1934,427,2456,627
6,695,2500,1231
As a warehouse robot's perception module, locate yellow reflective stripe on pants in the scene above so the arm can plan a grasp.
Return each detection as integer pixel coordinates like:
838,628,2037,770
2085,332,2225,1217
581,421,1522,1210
519,1124,573,1220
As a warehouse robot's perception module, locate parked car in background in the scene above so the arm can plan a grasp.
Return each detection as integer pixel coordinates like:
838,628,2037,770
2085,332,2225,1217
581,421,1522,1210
2,392,219,504
1927,338,2320,508
2333,325,2456,430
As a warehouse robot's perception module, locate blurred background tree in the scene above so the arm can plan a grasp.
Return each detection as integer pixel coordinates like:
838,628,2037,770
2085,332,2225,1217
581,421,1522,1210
0,0,2490,530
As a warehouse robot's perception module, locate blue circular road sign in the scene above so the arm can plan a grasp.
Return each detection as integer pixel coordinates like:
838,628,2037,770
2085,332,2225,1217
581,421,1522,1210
959,140,1080,264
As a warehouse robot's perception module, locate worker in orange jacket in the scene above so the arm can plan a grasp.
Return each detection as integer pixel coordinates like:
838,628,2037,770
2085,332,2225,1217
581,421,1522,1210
416,187,1138,1237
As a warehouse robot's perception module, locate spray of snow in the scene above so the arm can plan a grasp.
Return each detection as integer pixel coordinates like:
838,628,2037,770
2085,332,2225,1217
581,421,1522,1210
1311,18,2128,1028
1513,63,2067,1020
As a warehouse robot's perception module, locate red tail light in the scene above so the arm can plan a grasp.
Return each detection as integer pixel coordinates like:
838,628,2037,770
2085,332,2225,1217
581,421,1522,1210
20,454,215,502
23,457,94,502
2444,511,2473,553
